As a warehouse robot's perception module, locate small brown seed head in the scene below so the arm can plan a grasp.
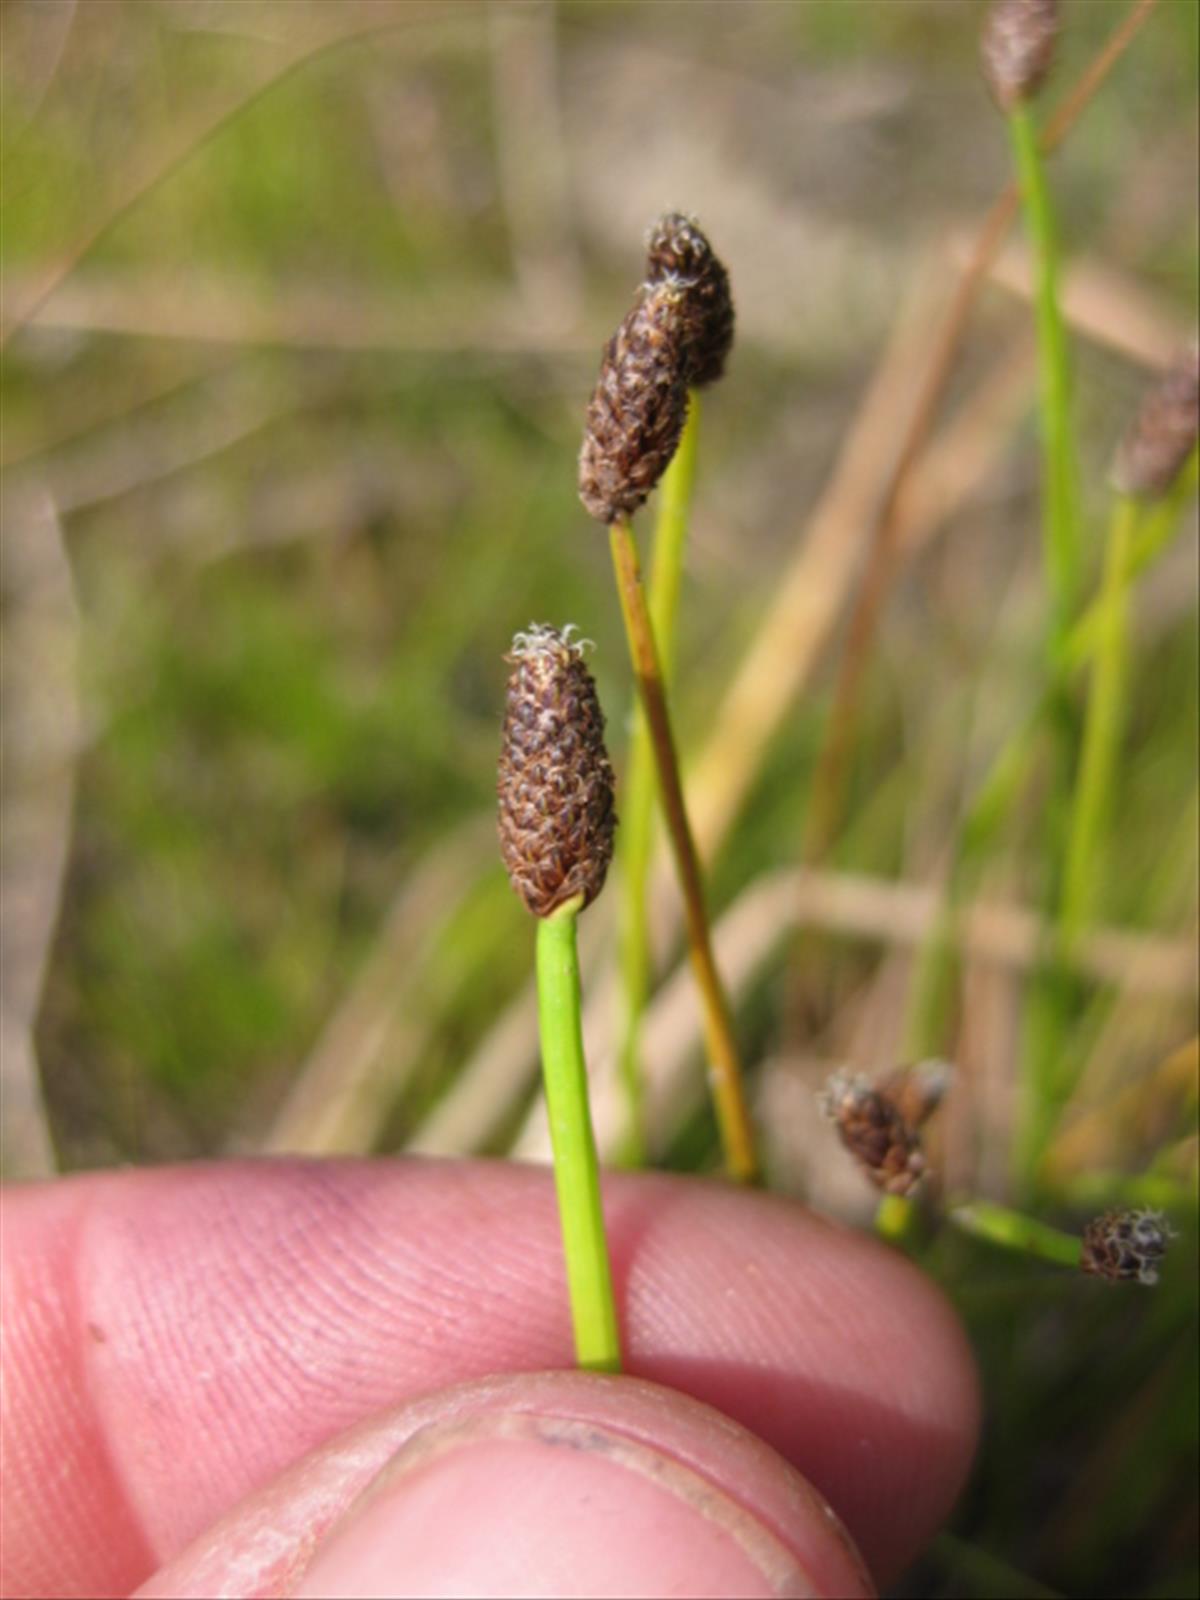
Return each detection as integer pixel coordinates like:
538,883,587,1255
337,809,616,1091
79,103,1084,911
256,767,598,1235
644,212,735,389
818,1062,951,1197
498,625,616,918
1110,346,1200,500
578,279,690,525
980,0,1059,112
1080,1208,1174,1286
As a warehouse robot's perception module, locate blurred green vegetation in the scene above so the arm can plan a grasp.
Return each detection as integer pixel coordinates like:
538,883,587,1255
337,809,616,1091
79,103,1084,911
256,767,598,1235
1,2,1197,1595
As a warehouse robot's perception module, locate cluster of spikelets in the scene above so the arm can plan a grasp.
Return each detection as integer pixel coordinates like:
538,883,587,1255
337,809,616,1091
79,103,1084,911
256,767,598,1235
493,84,1195,1280
497,626,616,920
980,0,1059,111
1111,345,1200,500
821,1063,1179,1285
498,214,734,921
819,1062,953,1198
1080,1209,1176,1286
578,212,734,525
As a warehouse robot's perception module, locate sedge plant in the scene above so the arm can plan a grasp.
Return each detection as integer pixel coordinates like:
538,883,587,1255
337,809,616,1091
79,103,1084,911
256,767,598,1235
818,1061,1178,1287
903,437,1198,1076
497,625,621,1371
1061,351,1200,950
579,237,758,1184
873,0,1075,1234
615,214,733,1168
950,1199,1175,1285
984,0,1083,1188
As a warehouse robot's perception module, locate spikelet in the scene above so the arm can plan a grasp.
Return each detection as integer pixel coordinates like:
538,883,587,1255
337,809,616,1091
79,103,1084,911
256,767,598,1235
578,279,690,525
644,212,735,389
981,0,1059,112
818,1061,952,1197
1080,1209,1175,1286
498,626,616,918
1110,346,1200,500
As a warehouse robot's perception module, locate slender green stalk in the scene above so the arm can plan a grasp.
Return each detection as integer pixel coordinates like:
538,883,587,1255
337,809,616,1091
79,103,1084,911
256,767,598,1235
1127,445,1198,568
1008,102,1080,629
647,395,702,665
536,899,621,1372
949,1200,1082,1268
1059,495,1139,949
876,1194,918,1243
904,459,1196,1063
609,516,759,1184
1008,99,1083,1191
616,399,702,1165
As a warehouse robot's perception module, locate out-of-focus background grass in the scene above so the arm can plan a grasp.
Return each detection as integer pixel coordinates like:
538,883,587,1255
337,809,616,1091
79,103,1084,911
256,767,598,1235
2,1,1197,1594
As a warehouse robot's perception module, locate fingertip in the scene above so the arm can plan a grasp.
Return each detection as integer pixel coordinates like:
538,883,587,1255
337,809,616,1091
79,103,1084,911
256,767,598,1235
138,1374,876,1600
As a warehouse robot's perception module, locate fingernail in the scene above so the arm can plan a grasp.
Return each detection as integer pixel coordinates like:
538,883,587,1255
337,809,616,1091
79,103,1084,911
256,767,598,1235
292,1411,818,1598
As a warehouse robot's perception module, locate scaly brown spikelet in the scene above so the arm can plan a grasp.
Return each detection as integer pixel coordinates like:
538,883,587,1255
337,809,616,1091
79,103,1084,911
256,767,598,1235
1080,1209,1174,1286
1111,346,1200,500
644,212,735,389
578,279,690,525
498,626,616,918
818,1062,951,1197
981,0,1059,111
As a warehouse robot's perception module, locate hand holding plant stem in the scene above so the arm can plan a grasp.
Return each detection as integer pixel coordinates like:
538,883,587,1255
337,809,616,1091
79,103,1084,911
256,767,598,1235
498,626,621,1371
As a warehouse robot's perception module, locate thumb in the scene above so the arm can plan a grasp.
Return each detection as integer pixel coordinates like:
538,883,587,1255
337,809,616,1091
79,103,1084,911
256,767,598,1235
137,1372,875,1599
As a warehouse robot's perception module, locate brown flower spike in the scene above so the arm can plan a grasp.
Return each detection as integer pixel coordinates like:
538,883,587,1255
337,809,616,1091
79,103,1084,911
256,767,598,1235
578,278,690,525
644,212,735,389
819,1061,952,1198
498,626,616,919
1110,346,1200,500
1080,1209,1174,1286
981,0,1059,111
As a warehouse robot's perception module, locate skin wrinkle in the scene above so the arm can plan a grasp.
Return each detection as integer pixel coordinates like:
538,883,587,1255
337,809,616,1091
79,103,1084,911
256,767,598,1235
7,1160,977,1591
300,1163,562,1359
16,1190,153,1598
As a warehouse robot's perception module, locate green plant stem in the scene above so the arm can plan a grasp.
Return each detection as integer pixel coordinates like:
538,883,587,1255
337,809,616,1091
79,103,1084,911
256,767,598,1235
1008,103,1080,630
1008,99,1084,1193
1059,495,1139,950
876,1194,918,1243
903,459,1199,1063
616,399,702,1166
609,515,759,1184
949,1200,1082,1268
536,900,621,1372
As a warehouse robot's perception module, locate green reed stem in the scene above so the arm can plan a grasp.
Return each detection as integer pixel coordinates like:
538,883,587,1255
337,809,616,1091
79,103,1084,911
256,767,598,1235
949,1200,1082,1268
904,459,1195,1065
616,398,701,1166
1008,103,1080,629
876,1193,918,1243
1060,495,1140,949
1008,100,1083,1191
609,516,759,1184
536,899,621,1372
1063,448,1196,672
